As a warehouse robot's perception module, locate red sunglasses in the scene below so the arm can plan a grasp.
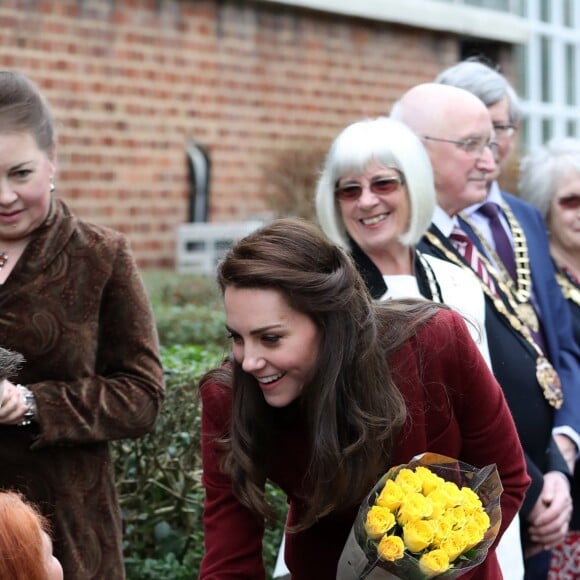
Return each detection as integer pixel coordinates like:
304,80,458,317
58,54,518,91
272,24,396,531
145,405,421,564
557,194,580,210
334,175,405,202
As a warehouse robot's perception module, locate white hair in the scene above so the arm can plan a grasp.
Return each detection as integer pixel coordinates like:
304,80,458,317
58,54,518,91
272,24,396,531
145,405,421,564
315,117,436,248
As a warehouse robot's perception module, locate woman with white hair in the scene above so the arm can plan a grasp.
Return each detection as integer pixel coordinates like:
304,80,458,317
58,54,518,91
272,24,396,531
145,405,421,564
519,136,580,579
313,115,525,578
519,137,580,346
315,116,489,358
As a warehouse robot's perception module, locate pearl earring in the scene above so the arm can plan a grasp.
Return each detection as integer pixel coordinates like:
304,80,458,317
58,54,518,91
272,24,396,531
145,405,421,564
50,179,55,193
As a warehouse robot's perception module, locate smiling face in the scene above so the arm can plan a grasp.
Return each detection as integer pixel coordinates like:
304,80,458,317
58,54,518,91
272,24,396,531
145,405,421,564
337,161,410,262
224,286,321,408
0,132,55,243
548,171,580,259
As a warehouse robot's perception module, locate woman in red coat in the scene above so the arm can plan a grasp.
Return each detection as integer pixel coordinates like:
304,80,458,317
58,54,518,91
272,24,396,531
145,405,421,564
200,218,529,579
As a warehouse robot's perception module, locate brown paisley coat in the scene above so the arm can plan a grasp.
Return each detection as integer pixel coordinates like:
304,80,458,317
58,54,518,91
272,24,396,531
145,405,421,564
0,199,165,579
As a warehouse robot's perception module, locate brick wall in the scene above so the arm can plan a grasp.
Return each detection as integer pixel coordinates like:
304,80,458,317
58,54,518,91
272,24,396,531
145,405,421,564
0,0,464,268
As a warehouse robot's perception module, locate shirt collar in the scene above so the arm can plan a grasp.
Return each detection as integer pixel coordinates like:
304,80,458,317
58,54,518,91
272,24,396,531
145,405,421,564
431,205,458,238
462,180,503,217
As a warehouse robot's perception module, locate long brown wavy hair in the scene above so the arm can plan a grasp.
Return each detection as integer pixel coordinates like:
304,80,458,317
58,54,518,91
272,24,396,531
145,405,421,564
200,218,441,530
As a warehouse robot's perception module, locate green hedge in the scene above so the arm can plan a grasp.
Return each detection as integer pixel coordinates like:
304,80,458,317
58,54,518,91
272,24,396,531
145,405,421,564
113,274,288,578
145,271,228,349
114,345,218,579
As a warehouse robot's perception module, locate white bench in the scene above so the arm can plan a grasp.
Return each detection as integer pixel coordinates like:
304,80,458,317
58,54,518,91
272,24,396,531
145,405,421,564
176,221,263,274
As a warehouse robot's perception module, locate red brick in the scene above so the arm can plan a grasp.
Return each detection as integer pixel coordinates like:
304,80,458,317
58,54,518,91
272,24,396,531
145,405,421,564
0,0,512,268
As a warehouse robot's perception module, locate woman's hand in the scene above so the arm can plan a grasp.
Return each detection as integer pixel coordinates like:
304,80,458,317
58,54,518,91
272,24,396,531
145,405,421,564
0,381,28,425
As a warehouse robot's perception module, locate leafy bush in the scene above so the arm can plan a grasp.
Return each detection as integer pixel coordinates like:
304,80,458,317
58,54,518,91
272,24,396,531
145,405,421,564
154,303,227,348
144,271,228,348
115,273,289,579
115,344,223,579
144,271,223,310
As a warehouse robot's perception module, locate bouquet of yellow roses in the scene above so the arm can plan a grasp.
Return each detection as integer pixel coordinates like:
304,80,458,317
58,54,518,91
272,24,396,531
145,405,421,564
337,453,503,579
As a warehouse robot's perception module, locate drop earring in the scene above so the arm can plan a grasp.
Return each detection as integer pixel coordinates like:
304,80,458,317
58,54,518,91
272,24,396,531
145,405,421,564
50,179,55,193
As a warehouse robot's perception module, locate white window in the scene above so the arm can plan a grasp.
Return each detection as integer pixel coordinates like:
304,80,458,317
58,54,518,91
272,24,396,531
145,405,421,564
261,0,580,149
516,0,580,150
429,0,580,149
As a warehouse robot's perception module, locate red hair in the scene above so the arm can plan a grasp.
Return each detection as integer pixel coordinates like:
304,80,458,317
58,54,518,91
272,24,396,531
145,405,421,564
0,491,52,580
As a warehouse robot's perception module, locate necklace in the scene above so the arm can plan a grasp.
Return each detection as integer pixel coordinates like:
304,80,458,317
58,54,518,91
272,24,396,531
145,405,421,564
415,250,444,303
0,252,7,269
559,263,580,286
459,205,539,332
424,230,563,409
556,269,580,307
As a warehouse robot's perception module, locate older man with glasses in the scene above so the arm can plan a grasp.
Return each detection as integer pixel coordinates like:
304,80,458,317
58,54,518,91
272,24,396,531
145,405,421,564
392,81,573,580
435,59,580,580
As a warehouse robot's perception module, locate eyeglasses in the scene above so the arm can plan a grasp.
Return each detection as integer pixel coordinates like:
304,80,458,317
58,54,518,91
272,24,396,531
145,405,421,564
334,175,405,201
422,136,499,158
493,123,515,137
557,194,580,210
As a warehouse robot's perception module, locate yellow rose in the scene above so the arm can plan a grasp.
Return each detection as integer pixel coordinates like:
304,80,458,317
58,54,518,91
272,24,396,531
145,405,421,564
376,479,404,510
427,487,454,511
365,505,396,539
397,492,433,525
403,519,434,553
447,506,467,529
415,466,445,495
439,530,467,562
463,519,486,550
419,548,451,577
440,481,463,507
472,509,491,534
428,494,447,520
459,487,483,511
394,468,422,493
431,517,453,547
377,534,405,561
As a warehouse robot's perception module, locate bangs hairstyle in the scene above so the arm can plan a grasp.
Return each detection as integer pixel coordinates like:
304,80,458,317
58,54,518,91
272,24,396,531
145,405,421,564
519,137,580,219
217,218,372,371
315,117,435,249
0,70,55,152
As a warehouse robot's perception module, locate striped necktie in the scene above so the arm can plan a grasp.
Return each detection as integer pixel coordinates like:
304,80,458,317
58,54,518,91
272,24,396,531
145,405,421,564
449,226,498,297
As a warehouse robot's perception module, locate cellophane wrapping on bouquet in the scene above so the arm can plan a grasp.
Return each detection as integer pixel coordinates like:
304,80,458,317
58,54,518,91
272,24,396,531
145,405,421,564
336,452,503,579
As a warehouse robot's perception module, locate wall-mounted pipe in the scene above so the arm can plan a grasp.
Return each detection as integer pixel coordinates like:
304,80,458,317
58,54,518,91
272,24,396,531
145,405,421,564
185,140,211,223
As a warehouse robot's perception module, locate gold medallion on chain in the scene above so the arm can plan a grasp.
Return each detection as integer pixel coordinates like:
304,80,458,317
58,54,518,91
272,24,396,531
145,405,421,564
536,356,563,409
515,302,539,333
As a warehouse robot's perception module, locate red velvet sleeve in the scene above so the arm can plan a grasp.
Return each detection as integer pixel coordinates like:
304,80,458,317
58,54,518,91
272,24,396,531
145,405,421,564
199,378,266,579
419,309,530,544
